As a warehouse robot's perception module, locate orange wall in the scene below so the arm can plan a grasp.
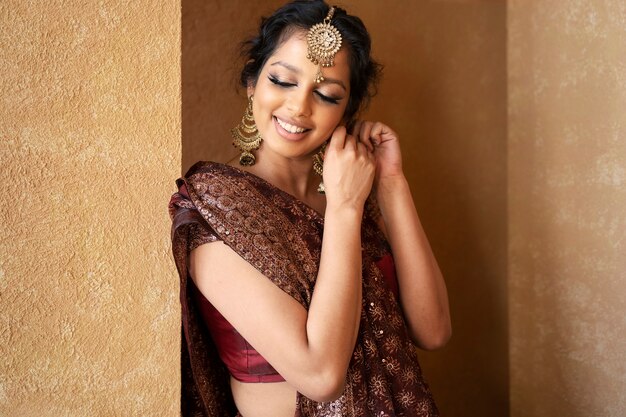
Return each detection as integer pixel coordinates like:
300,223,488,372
0,1,181,415
356,4,508,416
182,2,508,416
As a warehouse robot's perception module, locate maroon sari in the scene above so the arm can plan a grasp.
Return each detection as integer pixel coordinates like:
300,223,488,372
169,161,438,416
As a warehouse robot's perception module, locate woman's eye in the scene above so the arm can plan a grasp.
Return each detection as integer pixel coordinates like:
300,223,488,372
269,75,340,104
315,91,340,105
269,76,295,88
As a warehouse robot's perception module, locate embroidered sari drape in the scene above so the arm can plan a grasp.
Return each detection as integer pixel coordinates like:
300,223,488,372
169,161,438,417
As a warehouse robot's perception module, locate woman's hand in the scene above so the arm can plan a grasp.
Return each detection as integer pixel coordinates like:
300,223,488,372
322,126,376,210
349,121,451,350
350,120,403,185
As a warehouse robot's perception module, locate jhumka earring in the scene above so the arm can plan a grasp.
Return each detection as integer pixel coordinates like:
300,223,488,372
231,95,262,166
306,6,342,84
312,143,327,194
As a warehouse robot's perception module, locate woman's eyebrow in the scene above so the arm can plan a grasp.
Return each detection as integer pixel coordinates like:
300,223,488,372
271,60,300,73
270,60,347,91
320,77,347,91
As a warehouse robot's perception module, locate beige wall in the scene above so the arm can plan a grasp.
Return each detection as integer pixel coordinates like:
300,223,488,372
182,1,509,416
0,1,181,416
508,1,626,416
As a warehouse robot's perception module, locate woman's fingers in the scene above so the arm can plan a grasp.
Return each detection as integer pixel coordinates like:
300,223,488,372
359,122,374,148
323,124,376,207
369,122,388,145
329,125,348,150
350,120,362,137
328,123,378,159
351,120,379,151
355,139,367,157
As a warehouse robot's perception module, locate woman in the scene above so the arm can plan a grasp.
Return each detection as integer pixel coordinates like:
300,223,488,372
169,1,451,416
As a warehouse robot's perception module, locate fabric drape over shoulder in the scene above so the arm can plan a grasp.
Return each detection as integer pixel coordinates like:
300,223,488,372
169,161,438,417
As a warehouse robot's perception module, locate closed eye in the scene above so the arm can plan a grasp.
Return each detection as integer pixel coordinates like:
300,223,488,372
268,75,295,88
315,91,340,105
269,75,341,105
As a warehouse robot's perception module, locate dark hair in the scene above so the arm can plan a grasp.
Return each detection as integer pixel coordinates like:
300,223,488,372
239,0,382,122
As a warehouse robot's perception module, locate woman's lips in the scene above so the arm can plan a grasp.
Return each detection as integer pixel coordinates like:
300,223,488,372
273,116,311,141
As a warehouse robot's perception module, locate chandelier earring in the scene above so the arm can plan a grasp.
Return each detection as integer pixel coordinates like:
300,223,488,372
231,95,262,166
313,142,327,194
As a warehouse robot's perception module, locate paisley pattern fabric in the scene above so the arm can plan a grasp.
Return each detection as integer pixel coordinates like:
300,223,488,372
169,161,438,417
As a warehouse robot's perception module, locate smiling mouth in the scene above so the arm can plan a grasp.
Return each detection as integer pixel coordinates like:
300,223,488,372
274,116,311,134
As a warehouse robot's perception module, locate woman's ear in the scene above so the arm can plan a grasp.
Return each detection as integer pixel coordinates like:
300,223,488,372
247,84,255,98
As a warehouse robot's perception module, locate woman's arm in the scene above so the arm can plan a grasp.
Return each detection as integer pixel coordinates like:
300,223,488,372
190,127,375,402
352,120,451,350
376,176,451,350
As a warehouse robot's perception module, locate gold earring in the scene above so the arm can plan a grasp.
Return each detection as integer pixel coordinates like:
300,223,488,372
231,95,262,166
312,143,327,194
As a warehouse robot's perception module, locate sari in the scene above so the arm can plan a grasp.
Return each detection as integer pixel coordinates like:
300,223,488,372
169,161,438,417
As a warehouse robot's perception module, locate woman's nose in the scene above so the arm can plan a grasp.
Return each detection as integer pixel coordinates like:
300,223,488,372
287,91,312,118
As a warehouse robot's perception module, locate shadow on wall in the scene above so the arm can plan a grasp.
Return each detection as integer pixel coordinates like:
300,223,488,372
359,3,508,416
181,0,287,173
182,1,508,416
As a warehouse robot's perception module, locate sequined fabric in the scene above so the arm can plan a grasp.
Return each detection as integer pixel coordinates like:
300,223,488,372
169,161,438,416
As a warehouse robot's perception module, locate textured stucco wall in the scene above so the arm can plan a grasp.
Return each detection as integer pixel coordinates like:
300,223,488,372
183,1,508,416
508,1,626,416
0,1,181,416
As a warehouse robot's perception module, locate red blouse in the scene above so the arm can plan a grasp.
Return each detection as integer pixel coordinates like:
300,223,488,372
189,224,399,383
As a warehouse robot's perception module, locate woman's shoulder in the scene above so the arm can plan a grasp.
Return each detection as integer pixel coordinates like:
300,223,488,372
185,160,233,178
183,161,250,184
180,161,268,204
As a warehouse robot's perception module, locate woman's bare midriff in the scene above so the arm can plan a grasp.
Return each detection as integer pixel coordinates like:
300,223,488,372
231,377,297,417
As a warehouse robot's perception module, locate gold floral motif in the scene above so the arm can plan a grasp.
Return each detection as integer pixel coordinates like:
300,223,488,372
383,334,401,354
395,390,417,408
371,375,387,397
364,338,379,357
384,357,401,376
307,7,343,83
401,368,418,384
369,303,385,322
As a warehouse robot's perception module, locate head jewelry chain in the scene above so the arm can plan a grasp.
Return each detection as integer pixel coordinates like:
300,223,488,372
306,6,343,84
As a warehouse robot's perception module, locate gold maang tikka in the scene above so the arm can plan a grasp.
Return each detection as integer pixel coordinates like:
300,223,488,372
309,7,341,194
231,95,262,166
306,6,342,84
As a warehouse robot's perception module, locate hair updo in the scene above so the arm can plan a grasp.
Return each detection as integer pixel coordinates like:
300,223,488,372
239,0,382,123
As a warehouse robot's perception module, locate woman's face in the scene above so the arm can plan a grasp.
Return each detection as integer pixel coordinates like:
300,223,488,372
249,30,351,161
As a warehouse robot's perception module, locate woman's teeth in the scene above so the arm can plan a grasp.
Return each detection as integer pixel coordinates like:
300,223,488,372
276,117,307,134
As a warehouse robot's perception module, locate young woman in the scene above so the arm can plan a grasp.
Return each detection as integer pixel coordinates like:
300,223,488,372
170,1,451,416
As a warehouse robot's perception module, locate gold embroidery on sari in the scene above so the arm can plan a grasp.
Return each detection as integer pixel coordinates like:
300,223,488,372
169,162,439,416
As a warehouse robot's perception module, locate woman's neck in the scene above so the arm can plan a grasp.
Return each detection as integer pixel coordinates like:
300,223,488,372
228,152,322,203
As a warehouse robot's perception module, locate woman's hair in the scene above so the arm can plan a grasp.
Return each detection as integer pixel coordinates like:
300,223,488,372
239,0,382,122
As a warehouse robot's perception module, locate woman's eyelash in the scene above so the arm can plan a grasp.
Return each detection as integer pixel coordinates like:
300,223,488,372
268,75,340,105
268,76,295,87
315,92,340,104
